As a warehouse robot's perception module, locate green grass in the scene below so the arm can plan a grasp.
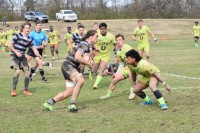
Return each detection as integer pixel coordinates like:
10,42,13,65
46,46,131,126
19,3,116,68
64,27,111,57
1,19,200,133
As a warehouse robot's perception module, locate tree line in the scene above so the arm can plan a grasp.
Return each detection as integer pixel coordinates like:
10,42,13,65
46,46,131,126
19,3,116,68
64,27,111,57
0,0,200,21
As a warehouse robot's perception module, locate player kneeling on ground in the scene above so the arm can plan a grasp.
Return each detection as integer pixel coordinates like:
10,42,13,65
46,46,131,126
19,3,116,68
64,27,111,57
8,22,41,96
126,49,172,110
43,30,99,112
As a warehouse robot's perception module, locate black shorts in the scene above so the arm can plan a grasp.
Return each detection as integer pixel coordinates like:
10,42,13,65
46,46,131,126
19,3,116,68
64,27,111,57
194,36,199,39
27,48,43,58
61,62,78,80
12,54,29,71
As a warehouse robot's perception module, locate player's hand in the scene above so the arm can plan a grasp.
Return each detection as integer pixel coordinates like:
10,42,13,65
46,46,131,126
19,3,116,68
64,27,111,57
39,45,44,49
165,84,172,93
36,55,41,59
58,40,61,44
16,51,22,58
154,38,158,45
87,62,93,69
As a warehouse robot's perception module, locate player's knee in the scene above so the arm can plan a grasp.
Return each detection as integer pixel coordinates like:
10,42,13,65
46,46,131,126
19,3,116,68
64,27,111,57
14,68,20,77
77,77,84,85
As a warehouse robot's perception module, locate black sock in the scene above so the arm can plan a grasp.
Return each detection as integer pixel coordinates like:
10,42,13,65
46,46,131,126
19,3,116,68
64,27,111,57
30,67,35,78
24,77,30,91
47,99,56,105
39,69,45,79
153,90,163,99
43,62,49,66
13,76,19,90
136,91,146,99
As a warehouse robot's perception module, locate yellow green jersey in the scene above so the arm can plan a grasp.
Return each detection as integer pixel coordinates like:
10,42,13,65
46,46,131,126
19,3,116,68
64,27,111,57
129,59,160,78
193,25,200,37
5,29,14,41
0,32,6,43
117,44,133,63
48,30,59,44
65,32,73,41
14,30,20,35
96,32,116,56
133,26,151,45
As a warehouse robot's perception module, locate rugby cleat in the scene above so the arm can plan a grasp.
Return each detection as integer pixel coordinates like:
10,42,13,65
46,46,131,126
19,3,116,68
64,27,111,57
67,104,79,112
11,90,17,97
100,95,110,100
23,90,32,96
43,101,54,112
128,92,136,100
161,104,168,110
140,100,153,106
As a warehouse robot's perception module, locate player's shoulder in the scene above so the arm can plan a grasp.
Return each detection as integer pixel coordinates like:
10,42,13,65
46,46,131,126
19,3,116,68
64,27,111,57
107,32,115,38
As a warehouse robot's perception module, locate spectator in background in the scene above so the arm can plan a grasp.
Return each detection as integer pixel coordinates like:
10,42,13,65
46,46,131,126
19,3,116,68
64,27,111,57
2,15,7,26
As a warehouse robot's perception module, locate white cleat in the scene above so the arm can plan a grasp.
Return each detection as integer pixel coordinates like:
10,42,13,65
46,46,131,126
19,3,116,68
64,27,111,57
32,73,37,76
128,92,136,100
100,95,109,100
49,62,54,70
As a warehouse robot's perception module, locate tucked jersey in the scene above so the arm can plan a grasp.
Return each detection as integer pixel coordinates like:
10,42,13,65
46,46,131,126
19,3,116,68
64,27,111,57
193,25,200,37
72,33,84,46
29,30,48,47
5,29,15,41
133,26,150,45
48,30,59,44
129,59,160,78
96,32,116,55
65,41,90,68
10,33,33,55
117,44,133,63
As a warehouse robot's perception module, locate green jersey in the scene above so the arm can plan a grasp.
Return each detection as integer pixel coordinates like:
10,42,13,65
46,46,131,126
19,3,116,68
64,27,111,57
96,32,116,56
129,59,160,78
48,30,59,44
117,44,133,63
5,29,14,41
133,26,151,45
0,32,6,41
193,25,200,37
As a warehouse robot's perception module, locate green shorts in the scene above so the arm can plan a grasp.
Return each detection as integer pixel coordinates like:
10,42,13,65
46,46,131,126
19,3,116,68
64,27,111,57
137,43,149,52
93,54,109,63
120,66,130,79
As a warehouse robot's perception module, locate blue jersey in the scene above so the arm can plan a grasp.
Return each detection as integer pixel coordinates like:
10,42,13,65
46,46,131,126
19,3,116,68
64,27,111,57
29,30,48,46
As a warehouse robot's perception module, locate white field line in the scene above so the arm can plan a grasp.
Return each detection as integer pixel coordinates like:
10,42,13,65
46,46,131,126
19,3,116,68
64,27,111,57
163,73,200,80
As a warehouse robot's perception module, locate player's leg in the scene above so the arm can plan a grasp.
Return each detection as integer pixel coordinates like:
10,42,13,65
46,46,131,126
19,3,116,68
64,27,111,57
138,50,144,59
196,37,199,47
93,59,108,89
55,44,59,59
89,55,100,80
44,81,74,112
194,37,198,47
144,44,150,61
100,71,125,99
11,57,21,96
50,45,55,60
22,57,32,96
149,76,168,110
42,45,47,58
133,80,153,105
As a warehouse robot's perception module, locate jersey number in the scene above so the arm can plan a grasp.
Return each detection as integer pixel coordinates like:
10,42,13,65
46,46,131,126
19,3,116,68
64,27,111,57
101,43,107,50
139,33,144,40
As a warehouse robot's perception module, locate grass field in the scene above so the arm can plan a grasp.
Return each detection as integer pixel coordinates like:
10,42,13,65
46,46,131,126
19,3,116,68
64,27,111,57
0,19,200,133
